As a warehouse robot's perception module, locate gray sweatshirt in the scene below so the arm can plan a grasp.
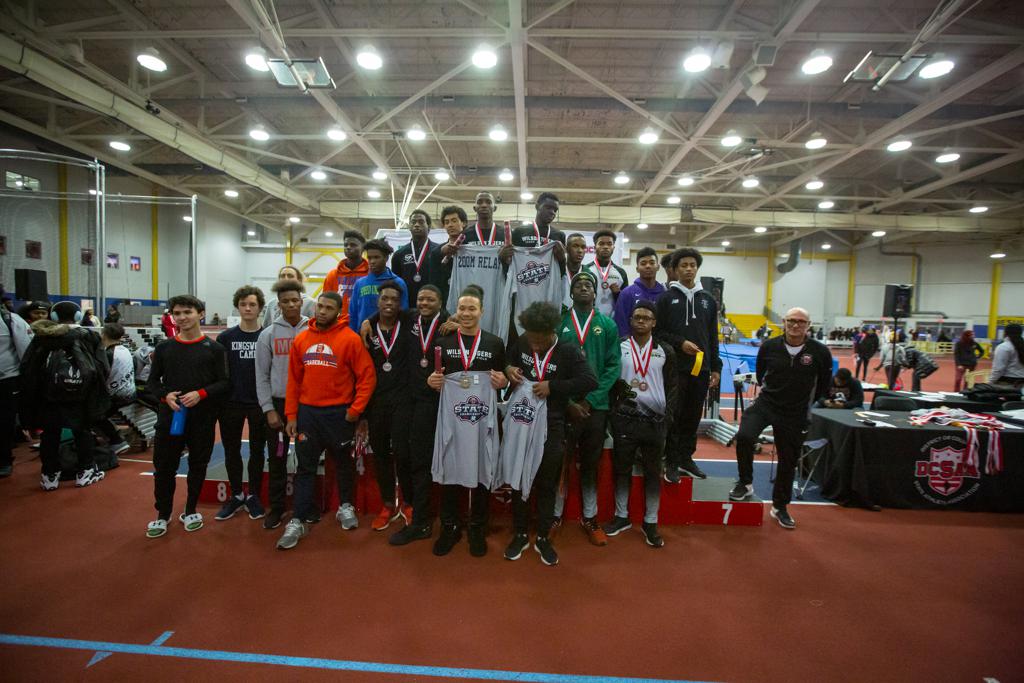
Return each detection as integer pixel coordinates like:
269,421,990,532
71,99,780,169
261,294,316,329
255,314,308,412
0,311,31,380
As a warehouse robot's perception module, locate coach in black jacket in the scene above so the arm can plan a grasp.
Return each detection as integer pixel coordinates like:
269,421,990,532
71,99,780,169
730,307,832,530
655,248,721,482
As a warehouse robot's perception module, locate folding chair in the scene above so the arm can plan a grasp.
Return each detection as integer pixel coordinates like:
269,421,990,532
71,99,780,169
767,434,828,500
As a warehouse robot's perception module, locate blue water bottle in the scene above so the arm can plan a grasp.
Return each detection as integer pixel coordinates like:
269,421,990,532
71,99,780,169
170,405,188,436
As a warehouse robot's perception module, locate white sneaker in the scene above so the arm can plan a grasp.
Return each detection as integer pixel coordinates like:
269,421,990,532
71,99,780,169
112,442,131,455
337,503,358,530
40,472,60,491
75,467,105,488
277,518,308,550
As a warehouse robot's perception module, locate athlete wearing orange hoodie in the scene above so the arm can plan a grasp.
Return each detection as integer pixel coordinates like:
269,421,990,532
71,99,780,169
277,292,376,550
322,231,369,313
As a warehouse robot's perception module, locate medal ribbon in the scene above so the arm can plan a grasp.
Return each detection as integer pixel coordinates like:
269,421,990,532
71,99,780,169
594,259,612,286
376,321,400,362
532,341,558,381
571,308,594,348
457,330,482,372
532,222,549,246
629,336,653,379
412,239,430,275
418,313,440,356
474,222,497,245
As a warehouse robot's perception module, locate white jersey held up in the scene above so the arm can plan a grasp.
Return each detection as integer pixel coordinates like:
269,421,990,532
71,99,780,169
432,371,500,488
496,380,549,498
446,244,510,340
508,241,565,334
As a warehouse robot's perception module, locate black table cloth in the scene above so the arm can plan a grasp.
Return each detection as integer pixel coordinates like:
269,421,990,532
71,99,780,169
870,388,1001,413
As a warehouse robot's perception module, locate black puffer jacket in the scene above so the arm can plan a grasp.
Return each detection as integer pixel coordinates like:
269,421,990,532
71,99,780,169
19,320,111,425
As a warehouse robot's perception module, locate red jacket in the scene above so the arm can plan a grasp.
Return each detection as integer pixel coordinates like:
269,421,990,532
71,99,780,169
285,318,376,420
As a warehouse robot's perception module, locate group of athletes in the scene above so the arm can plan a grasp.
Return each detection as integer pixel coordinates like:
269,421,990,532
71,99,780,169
144,191,834,566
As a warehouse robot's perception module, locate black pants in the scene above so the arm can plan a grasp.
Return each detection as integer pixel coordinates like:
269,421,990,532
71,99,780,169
265,397,290,513
404,393,439,526
0,377,17,468
40,402,95,476
512,424,566,537
611,413,666,523
152,405,218,519
440,483,490,529
665,372,709,470
292,403,355,522
94,404,126,447
559,408,607,519
855,354,871,380
367,396,413,508
734,399,806,508
219,401,268,498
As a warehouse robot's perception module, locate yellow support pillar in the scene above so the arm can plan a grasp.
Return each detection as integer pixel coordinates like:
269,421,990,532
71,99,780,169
58,164,68,295
151,188,160,299
286,225,293,265
988,260,1002,339
765,244,775,315
846,251,856,316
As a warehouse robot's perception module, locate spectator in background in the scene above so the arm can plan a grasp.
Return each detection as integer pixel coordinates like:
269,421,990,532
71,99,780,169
0,300,31,477
262,265,316,328
17,301,50,326
990,323,1024,388
1,296,13,313
104,304,121,323
855,326,879,381
160,308,176,339
815,368,864,409
903,346,937,392
953,330,984,392
210,313,222,326
937,329,952,343
81,308,100,327
97,322,134,456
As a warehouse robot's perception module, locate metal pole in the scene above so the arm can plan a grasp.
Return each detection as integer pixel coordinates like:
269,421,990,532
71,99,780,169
190,194,198,294
96,160,106,312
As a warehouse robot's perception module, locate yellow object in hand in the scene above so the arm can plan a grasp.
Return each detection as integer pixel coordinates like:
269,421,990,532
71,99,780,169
691,350,704,376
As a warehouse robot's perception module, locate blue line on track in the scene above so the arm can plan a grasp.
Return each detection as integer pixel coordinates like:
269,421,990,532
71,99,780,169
0,633,711,682
86,629,175,668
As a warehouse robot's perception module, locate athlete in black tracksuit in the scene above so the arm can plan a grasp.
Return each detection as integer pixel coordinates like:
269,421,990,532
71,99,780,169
731,329,832,528
655,281,721,481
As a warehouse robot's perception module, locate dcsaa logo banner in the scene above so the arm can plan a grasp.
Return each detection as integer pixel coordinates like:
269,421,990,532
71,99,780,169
914,436,980,504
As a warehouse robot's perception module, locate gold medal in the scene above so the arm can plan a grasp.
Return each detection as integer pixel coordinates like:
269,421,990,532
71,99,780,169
459,374,472,389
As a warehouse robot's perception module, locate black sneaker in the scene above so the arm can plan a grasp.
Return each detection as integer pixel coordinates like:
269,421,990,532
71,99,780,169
679,461,707,479
432,524,462,556
301,513,321,524
770,506,796,530
215,496,246,521
602,516,632,537
263,509,284,530
0,465,12,478
729,482,754,501
663,467,681,484
533,536,559,566
467,524,487,557
245,495,266,520
389,524,432,546
504,533,529,560
641,522,665,548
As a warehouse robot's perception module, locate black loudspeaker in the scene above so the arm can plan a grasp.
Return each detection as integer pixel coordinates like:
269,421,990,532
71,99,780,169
701,276,725,311
15,269,48,301
883,283,913,318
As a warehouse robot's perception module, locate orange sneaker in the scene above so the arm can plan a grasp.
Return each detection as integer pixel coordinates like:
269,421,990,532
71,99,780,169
371,506,399,531
400,504,414,525
582,517,608,546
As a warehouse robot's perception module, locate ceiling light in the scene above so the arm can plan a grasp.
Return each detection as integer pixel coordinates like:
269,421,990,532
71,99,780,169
108,140,131,152
310,170,327,180
88,189,99,196
871,230,886,237
288,216,300,224
248,125,270,141
969,206,989,214
918,55,954,80
683,47,712,73
520,191,534,201
14,180,22,187
678,175,695,187
434,169,450,181
325,231,334,238
935,151,960,164
637,223,649,230
805,179,824,191
818,200,835,209
406,125,426,141
136,47,167,73
638,128,659,145
741,176,760,188
801,49,833,75
498,168,515,182
887,139,912,152
372,170,388,181
488,124,509,142
721,130,742,147
246,230,256,236
224,189,239,198
367,189,381,199
182,215,192,222
721,240,731,247
990,251,1006,259
244,47,269,72
327,128,347,141
613,171,630,185
805,134,827,150
622,236,630,243
821,242,832,250
754,226,767,234
355,46,383,70
667,195,681,205
472,45,498,69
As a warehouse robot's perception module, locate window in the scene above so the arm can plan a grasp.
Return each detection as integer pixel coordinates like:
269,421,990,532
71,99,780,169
5,170,40,191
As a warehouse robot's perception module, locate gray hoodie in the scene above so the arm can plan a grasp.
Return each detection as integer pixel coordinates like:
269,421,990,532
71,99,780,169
255,313,308,412
0,310,31,380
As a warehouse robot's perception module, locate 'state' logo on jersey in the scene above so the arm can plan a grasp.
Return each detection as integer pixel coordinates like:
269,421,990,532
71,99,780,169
303,343,338,368
516,260,551,286
509,397,537,425
454,395,490,424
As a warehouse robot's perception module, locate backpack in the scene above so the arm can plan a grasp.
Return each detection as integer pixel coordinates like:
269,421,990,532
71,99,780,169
43,337,97,402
